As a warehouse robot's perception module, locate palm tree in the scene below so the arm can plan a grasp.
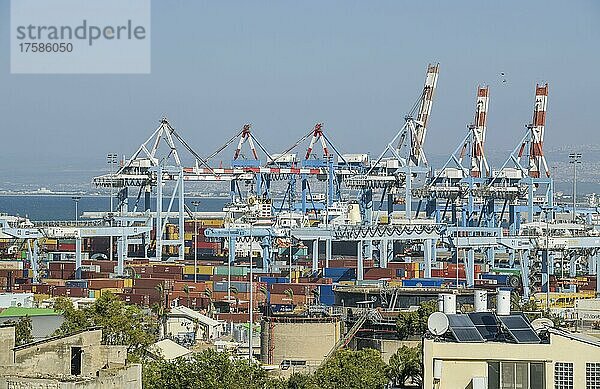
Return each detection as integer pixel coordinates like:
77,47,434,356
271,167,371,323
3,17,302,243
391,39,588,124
311,287,320,305
203,287,214,317
258,285,268,304
283,288,294,304
154,283,168,339
183,284,191,308
229,286,239,312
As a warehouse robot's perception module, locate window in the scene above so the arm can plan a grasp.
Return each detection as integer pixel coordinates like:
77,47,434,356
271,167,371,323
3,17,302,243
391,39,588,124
488,361,545,389
587,363,600,389
555,362,573,389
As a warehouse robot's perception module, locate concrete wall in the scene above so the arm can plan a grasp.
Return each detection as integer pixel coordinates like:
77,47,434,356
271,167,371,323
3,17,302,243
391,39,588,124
423,333,600,389
261,318,341,365
355,338,420,363
12,330,126,377
0,326,15,365
0,328,138,388
0,363,141,389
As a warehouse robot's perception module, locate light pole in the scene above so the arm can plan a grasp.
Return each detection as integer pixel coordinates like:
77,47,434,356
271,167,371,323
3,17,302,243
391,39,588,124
191,200,201,284
289,198,293,283
71,196,81,224
249,223,253,362
569,153,582,222
541,206,552,311
107,154,118,262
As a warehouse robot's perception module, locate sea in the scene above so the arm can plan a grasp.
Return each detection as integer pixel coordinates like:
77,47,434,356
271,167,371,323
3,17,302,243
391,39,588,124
0,195,229,221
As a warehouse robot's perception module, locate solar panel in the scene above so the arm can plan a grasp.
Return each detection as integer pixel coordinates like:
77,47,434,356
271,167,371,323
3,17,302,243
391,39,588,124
452,328,485,342
448,314,474,327
498,315,529,328
469,312,501,341
510,329,541,343
447,314,485,343
497,314,541,344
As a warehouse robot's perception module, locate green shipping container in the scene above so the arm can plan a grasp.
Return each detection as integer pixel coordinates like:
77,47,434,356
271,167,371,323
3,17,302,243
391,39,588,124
214,266,249,276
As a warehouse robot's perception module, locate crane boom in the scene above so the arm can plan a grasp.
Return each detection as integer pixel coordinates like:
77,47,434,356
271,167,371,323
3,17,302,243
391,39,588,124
471,86,490,177
410,63,440,166
528,83,550,178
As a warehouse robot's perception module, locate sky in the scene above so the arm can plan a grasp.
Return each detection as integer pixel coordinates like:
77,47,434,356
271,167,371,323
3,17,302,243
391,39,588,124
0,1,599,185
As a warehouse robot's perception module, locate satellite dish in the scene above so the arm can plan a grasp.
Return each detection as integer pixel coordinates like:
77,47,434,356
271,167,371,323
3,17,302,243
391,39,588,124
531,318,554,332
427,312,449,336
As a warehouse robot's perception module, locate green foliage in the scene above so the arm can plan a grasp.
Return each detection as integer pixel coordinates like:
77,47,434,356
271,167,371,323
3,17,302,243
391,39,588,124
314,348,388,389
141,346,425,388
387,345,422,387
285,373,318,389
142,349,278,389
53,293,157,359
396,300,437,339
7,315,33,346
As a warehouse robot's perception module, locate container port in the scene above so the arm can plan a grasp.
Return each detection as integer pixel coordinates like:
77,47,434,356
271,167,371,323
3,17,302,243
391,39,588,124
2,64,600,386
2,1,599,387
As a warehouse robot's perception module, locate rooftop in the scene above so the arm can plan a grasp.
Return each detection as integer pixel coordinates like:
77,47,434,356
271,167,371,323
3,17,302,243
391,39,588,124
0,307,60,317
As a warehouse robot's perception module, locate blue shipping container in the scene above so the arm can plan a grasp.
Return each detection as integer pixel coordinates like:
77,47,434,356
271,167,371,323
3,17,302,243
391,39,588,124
402,278,444,288
319,284,335,305
324,268,356,282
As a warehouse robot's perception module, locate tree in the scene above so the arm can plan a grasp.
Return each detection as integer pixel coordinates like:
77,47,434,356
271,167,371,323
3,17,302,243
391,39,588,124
259,285,268,304
7,315,33,346
387,345,422,388
314,348,388,389
285,373,318,389
230,286,240,312
283,288,294,304
310,287,320,305
183,284,191,307
152,283,168,339
204,287,214,316
396,300,437,339
142,349,281,389
53,293,157,360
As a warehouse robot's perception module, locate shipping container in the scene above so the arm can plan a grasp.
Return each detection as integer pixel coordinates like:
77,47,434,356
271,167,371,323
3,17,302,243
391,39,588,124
183,265,214,275
214,266,248,276
323,268,356,282
401,278,445,288
66,280,88,289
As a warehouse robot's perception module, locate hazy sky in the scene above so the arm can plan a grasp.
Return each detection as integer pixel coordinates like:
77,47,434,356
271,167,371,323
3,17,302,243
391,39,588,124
0,1,599,182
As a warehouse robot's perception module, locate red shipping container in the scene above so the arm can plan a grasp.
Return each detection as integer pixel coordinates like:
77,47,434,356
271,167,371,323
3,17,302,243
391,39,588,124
364,268,395,280
88,279,125,289
269,283,317,295
269,293,307,305
132,278,169,289
53,286,88,298
49,262,76,271
216,312,263,323
151,265,183,274
149,273,182,281
116,293,150,306
57,243,76,251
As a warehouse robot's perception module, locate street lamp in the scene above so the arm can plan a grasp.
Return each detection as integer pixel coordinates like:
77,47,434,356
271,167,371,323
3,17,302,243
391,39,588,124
71,196,81,224
541,205,552,311
569,153,582,222
107,154,118,262
191,200,201,284
249,223,254,362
